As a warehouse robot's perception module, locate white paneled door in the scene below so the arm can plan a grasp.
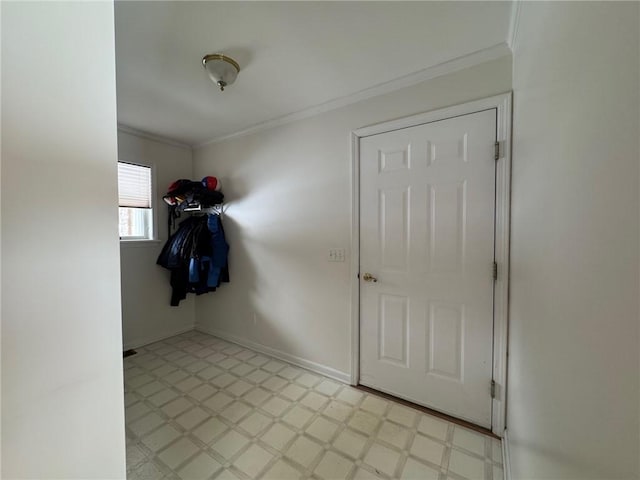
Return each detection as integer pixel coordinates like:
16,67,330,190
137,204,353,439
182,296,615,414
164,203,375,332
359,109,497,428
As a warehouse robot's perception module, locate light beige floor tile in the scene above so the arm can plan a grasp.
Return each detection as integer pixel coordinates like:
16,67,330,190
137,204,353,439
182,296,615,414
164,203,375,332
141,424,181,452
157,437,199,469
262,376,288,392
212,468,243,479
175,356,198,368
185,360,209,373
176,377,203,393
315,380,341,396
352,467,384,479
263,360,287,373
300,391,329,410
227,380,253,397
314,450,353,479
410,434,445,466
222,345,242,355
125,367,146,379
336,388,363,405
127,373,154,388
124,392,139,407
188,384,217,402
261,459,303,480
348,410,380,435
246,369,270,384
219,357,241,370
126,442,148,470
281,383,306,401
261,396,292,417
178,453,222,480
323,401,353,422
233,444,274,478
149,388,180,407
235,350,256,362
243,387,271,407
261,423,297,451
306,416,340,443
193,417,228,444
492,439,503,464
399,458,439,480
205,353,226,364
220,401,251,423
176,407,209,430
178,452,222,480
360,395,388,416
211,373,237,388
165,370,190,385
332,428,368,459
137,380,165,397
126,402,152,423
387,404,418,427
153,363,178,377
282,405,314,429
453,427,486,457
417,414,449,441
162,397,194,418
295,372,322,387
278,366,303,380
238,411,272,436
124,332,497,478
210,429,250,460
285,435,323,468
129,412,165,437
131,460,166,480
363,442,401,477
449,449,486,479
377,420,411,449
247,355,270,366
230,363,255,377
203,392,234,412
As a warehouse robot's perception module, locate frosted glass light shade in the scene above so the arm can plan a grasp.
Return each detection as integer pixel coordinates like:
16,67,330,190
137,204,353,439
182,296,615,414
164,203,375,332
202,54,240,91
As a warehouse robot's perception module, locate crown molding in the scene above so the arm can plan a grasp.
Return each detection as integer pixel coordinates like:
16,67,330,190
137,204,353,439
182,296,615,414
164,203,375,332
117,124,192,150
195,42,512,148
508,0,522,51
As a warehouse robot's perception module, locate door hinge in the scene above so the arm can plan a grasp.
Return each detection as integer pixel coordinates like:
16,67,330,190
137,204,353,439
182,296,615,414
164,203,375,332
491,380,496,398
494,141,500,161
492,261,498,281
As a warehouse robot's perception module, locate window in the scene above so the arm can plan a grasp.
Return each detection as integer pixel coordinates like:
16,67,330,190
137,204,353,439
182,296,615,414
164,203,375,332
118,161,153,240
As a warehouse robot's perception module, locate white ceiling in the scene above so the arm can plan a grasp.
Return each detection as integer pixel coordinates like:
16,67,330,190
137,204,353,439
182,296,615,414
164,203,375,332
115,1,513,146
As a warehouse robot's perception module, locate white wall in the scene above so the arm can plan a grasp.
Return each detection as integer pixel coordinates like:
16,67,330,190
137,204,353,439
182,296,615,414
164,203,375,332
1,2,126,479
508,2,639,478
193,57,512,378
118,131,195,349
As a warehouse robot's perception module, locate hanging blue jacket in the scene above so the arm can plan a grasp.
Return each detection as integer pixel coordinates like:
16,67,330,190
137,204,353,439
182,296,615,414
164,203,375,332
206,214,230,287
157,214,229,306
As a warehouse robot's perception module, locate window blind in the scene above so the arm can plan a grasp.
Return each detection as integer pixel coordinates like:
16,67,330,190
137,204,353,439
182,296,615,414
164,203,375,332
118,162,151,208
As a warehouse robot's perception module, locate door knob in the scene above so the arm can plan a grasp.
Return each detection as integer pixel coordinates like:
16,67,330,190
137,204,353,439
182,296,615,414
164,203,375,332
362,273,378,283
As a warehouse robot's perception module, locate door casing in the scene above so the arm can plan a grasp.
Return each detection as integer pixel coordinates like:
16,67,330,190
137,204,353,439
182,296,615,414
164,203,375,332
349,92,512,436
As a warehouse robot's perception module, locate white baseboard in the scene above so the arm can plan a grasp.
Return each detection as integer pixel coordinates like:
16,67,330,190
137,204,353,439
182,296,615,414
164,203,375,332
502,429,512,480
195,324,351,384
124,326,195,351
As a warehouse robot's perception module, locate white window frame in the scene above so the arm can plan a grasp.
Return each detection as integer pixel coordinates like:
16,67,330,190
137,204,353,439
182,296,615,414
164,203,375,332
118,160,159,243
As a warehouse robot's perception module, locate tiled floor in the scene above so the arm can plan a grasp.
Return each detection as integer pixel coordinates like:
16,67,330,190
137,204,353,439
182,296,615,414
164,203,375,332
125,331,503,480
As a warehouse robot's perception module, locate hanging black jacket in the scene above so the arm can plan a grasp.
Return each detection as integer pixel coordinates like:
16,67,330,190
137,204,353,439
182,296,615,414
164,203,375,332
157,215,229,306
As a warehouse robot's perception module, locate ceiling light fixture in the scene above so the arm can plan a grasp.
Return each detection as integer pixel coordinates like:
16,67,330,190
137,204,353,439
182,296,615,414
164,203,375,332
202,54,240,92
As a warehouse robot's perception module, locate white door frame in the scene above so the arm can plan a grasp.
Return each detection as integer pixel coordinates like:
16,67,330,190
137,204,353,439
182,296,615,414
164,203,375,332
349,92,512,436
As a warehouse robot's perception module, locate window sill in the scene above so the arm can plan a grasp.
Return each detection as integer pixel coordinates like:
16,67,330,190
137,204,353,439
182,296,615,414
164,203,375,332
120,239,163,248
